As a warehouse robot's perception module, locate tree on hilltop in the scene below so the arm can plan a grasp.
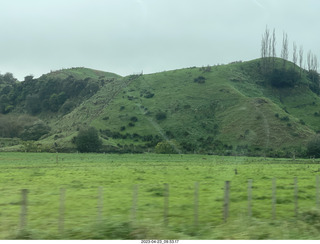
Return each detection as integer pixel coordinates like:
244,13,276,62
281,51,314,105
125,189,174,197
281,32,289,69
299,45,303,77
292,42,297,70
260,26,276,73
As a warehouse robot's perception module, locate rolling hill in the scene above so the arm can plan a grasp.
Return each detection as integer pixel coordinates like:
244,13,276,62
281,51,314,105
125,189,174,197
0,59,319,157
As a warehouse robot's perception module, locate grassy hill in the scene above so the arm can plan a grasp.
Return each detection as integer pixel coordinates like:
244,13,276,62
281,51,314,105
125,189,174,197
0,59,319,157
88,59,316,156
41,67,121,80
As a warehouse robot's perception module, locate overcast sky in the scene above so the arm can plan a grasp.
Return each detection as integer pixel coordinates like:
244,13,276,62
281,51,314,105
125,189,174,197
1,0,320,80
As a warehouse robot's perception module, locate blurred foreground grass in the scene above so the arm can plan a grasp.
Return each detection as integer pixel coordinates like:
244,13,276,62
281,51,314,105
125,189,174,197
0,152,320,239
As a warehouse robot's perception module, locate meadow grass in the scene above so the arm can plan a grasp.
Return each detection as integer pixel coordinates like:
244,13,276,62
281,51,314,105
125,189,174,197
0,152,320,239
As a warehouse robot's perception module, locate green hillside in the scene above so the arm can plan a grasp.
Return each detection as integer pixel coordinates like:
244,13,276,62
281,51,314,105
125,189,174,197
0,59,319,157
41,67,121,80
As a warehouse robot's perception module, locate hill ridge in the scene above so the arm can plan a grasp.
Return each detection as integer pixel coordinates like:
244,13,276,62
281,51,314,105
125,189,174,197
0,58,319,157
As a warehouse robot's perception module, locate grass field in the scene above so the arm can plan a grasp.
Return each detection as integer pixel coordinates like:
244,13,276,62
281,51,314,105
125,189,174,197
1,152,320,239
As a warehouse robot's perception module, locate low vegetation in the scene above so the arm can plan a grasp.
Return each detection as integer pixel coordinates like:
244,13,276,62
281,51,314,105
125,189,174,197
0,114,50,140
307,134,320,158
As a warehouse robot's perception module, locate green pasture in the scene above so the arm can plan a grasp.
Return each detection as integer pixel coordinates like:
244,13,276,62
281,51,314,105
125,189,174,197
0,152,320,239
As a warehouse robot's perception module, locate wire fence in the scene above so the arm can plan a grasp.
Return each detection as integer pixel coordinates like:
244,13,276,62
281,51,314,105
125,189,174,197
2,175,320,238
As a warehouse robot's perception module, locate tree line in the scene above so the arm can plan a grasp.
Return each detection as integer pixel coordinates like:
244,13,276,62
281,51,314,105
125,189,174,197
0,74,102,115
0,72,17,84
260,26,319,91
261,26,318,72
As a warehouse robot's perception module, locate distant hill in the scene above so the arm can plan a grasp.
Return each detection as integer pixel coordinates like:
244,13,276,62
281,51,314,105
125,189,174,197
41,67,121,80
1,59,319,157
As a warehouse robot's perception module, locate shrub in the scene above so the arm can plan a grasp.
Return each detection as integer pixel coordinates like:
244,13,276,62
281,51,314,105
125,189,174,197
144,91,154,98
75,127,102,153
130,116,138,122
155,111,167,121
268,68,300,88
60,100,76,114
194,76,206,84
155,140,180,154
281,116,290,121
180,141,197,152
299,119,306,125
307,135,320,158
307,70,320,95
49,92,67,112
20,141,38,152
20,122,51,141
165,130,174,139
0,114,45,139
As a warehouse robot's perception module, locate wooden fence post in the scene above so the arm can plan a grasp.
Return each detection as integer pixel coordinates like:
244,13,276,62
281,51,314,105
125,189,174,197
272,178,276,220
59,188,66,236
20,189,28,231
97,186,103,222
223,181,230,223
248,179,252,218
317,175,320,209
131,185,138,224
294,177,298,217
194,182,199,228
164,183,169,226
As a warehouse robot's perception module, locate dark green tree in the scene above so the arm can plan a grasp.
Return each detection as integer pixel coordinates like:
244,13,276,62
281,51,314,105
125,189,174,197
25,94,42,115
307,135,320,158
155,111,167,120
24,75,34,83
2,72,17,83
75,127,102,153
49,92,67,112
20,122,51,141
268,68,299,88
59,100,75,114
0,95,9,114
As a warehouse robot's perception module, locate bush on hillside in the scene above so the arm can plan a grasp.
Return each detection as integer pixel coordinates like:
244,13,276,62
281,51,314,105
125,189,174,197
194,76,206,84
155,140,180,154
0,114,46,139
155,111,167,121
20,141,38,152
49,92,67,112
307,70,320,95
59,100,76,114
130,116,138,122
306,135,320,158
20,121,51,141
75,127,102,153
268,68,300,88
